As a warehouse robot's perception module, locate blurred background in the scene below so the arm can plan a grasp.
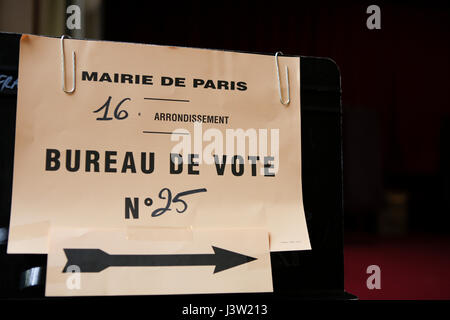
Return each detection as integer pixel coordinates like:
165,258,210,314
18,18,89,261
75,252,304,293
1,0,449,299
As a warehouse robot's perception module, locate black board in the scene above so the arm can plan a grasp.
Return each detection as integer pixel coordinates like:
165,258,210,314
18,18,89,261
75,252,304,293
0,32,351,301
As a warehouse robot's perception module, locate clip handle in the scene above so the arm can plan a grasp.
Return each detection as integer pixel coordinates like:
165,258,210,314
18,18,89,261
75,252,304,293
61,35,76,94
275,51,290,105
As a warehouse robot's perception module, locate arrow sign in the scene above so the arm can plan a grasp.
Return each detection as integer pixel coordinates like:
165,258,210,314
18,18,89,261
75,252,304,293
62,246,257,274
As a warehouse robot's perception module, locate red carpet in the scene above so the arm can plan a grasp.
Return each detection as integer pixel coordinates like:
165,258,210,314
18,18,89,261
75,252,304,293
344,234,450,300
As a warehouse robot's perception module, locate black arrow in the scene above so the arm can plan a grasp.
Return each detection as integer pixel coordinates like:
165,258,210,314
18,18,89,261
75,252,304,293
62,246,257,274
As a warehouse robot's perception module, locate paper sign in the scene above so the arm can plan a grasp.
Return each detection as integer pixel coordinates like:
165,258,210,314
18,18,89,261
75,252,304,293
45,227,272,296
8,34,310,253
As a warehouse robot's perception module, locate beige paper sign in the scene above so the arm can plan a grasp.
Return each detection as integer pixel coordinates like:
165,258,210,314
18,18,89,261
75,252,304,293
8,34,310,253
46,227,272,296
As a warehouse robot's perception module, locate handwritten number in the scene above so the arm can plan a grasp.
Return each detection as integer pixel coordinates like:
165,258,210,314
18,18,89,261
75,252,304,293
151,188,172,217
93,96,113,120
93,96,130,120
173,188,207,213
148,188,207,217
114,98,130,119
